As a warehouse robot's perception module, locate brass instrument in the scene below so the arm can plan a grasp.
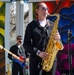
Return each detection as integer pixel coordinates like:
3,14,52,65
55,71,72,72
42,14,64,72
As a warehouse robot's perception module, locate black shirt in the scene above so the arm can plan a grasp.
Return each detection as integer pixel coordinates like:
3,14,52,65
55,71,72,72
8,44,28,60
23,19,54,57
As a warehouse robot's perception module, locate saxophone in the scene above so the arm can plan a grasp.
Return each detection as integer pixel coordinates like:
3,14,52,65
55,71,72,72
42,14,64,72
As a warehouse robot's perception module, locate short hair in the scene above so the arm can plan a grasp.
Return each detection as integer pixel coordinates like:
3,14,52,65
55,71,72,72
16,35,22,40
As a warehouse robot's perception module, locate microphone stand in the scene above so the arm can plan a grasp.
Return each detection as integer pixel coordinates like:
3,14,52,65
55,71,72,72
67,29,72,75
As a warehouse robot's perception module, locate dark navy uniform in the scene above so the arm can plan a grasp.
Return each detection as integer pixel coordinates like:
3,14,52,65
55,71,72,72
23,20,57,75
8,44,28,75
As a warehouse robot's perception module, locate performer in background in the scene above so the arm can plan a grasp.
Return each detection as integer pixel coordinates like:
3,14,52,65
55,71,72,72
8,35,27,75
23,2,61,75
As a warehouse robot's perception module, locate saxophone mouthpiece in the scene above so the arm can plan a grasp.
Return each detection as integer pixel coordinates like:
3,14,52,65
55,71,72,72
47,13,50,16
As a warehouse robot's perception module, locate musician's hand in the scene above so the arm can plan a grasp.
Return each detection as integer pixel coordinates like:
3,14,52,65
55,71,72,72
19,56,26,63
26,58,29,62
19,57,29,63
38,52,49,60
54,32,61,41
19,58,25,63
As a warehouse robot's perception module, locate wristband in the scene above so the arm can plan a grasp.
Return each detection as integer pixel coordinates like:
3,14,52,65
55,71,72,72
36,50,41,56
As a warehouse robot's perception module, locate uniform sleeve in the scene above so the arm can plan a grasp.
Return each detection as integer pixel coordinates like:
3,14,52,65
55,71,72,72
23,24,38,55
8,46,13,60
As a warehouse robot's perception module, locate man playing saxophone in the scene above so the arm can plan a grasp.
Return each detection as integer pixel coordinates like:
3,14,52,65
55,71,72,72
23,2,63,75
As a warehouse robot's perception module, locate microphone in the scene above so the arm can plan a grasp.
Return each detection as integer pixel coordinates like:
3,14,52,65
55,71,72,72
68,29,72,41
